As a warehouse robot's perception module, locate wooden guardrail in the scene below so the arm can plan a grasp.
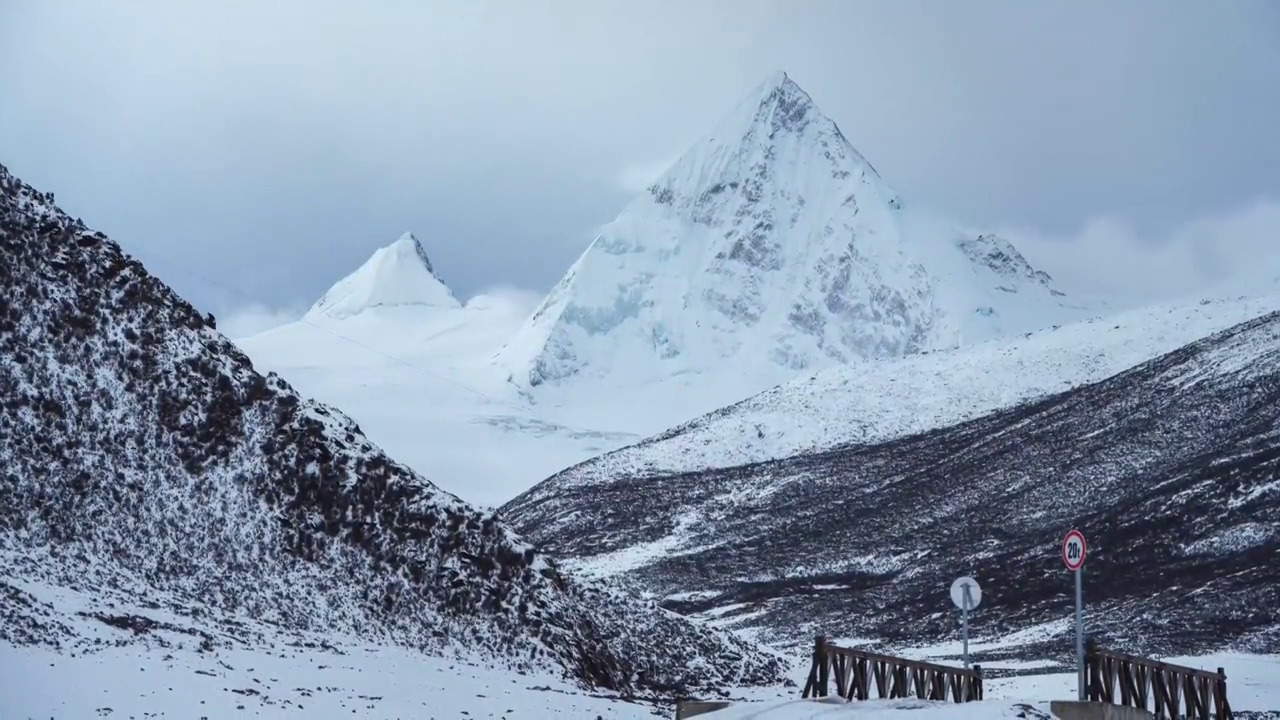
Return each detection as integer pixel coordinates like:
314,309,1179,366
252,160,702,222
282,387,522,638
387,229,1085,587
1085,641,1231,720
801,635,983,703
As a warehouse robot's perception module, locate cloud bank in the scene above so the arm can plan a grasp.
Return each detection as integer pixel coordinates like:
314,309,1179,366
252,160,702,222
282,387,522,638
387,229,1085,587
1009,200,1280,304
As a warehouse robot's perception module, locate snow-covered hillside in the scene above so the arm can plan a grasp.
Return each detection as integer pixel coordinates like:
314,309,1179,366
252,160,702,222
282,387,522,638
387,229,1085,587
505,309,1280,657
496,71,1096,398
0,162,788,697
527,290,1280,489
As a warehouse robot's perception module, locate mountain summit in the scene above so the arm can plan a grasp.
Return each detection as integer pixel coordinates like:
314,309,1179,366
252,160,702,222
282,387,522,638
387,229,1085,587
496,71,1083,391
306,232,459,321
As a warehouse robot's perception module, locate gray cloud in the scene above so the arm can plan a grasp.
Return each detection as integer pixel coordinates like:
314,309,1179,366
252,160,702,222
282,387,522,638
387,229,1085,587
2,0,1278,328
1005,199,1280,303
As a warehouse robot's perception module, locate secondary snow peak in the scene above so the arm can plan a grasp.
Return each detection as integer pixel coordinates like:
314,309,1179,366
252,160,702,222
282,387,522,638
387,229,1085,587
306,231,460,321
392,231,436,272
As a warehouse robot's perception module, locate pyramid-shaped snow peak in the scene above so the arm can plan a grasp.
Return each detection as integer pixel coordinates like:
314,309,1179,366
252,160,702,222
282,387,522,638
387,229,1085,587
306,232,460,321
495,72,951,389
495,71,1084,392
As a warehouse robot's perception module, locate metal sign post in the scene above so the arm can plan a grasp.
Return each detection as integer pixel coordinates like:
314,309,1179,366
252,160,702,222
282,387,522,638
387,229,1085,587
1062,529,1087,701
950,576,982,669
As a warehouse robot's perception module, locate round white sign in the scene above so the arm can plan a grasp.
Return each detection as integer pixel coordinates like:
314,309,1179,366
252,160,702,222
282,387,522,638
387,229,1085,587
950,576,982,610
1062,529,1087,571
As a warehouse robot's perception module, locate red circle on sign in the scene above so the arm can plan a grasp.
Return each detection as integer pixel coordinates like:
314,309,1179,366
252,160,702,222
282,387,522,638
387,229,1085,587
1062,529,1086,571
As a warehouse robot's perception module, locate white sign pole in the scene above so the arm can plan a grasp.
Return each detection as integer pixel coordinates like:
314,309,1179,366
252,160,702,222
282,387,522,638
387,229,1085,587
1075,565,1084,700
950,576,982,671
1062,530,1087,702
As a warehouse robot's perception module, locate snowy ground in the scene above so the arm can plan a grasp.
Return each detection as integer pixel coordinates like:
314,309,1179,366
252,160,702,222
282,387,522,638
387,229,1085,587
6,637,1276,719
0,575,705,719
3,639,673,719
10,573,1280,712
4,575,1277,718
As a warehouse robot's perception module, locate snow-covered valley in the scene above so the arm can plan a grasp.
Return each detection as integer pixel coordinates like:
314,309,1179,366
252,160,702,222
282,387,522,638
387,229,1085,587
5,61,1280,720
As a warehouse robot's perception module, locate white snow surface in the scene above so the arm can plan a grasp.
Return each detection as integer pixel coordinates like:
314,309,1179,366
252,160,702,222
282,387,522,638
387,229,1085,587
0,578,716,719
495,71,1099,396
305,232,459,321
549,290,1280,491
8,577,1277,720
237,274,640,509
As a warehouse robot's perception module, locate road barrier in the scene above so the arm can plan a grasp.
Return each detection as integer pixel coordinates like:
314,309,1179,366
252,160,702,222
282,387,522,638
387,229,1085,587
1085,641,1231,720
801,635,983,703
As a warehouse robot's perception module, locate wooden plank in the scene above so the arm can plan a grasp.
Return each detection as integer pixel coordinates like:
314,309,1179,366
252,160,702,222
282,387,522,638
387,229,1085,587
834,652,848,699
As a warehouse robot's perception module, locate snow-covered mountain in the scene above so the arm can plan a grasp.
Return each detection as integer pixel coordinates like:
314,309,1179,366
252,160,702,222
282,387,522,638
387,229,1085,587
233,73,1110,507
306,231,459,320
235,235,643,507
0,162,787,697
504,309,1280,658
496,71,1094,395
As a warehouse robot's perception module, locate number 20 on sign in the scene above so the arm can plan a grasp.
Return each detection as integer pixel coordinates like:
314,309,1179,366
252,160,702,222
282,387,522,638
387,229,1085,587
1063,530,1086,571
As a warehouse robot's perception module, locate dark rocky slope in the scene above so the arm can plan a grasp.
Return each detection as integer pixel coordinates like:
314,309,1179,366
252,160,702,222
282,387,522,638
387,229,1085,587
0,163,787,696
505,312,1280,660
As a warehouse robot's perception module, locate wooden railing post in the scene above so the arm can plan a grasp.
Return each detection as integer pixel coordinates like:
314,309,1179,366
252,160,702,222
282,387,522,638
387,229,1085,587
802,635,828,698
817,636,829,697
1084,637,1099,702
973,664,983,701
1215,666,1231,720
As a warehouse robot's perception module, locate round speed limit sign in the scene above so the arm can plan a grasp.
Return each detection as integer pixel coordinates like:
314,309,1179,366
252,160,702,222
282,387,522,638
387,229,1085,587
1062,529,1086,571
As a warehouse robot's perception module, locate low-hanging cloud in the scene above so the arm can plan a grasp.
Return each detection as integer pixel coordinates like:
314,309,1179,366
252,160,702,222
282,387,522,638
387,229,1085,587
616,155,682,195
217,303,305,339
464,285,544,317
1008,199,1280,304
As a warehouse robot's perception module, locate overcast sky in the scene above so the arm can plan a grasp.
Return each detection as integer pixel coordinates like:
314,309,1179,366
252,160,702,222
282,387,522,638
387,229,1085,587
3,0,1278,336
